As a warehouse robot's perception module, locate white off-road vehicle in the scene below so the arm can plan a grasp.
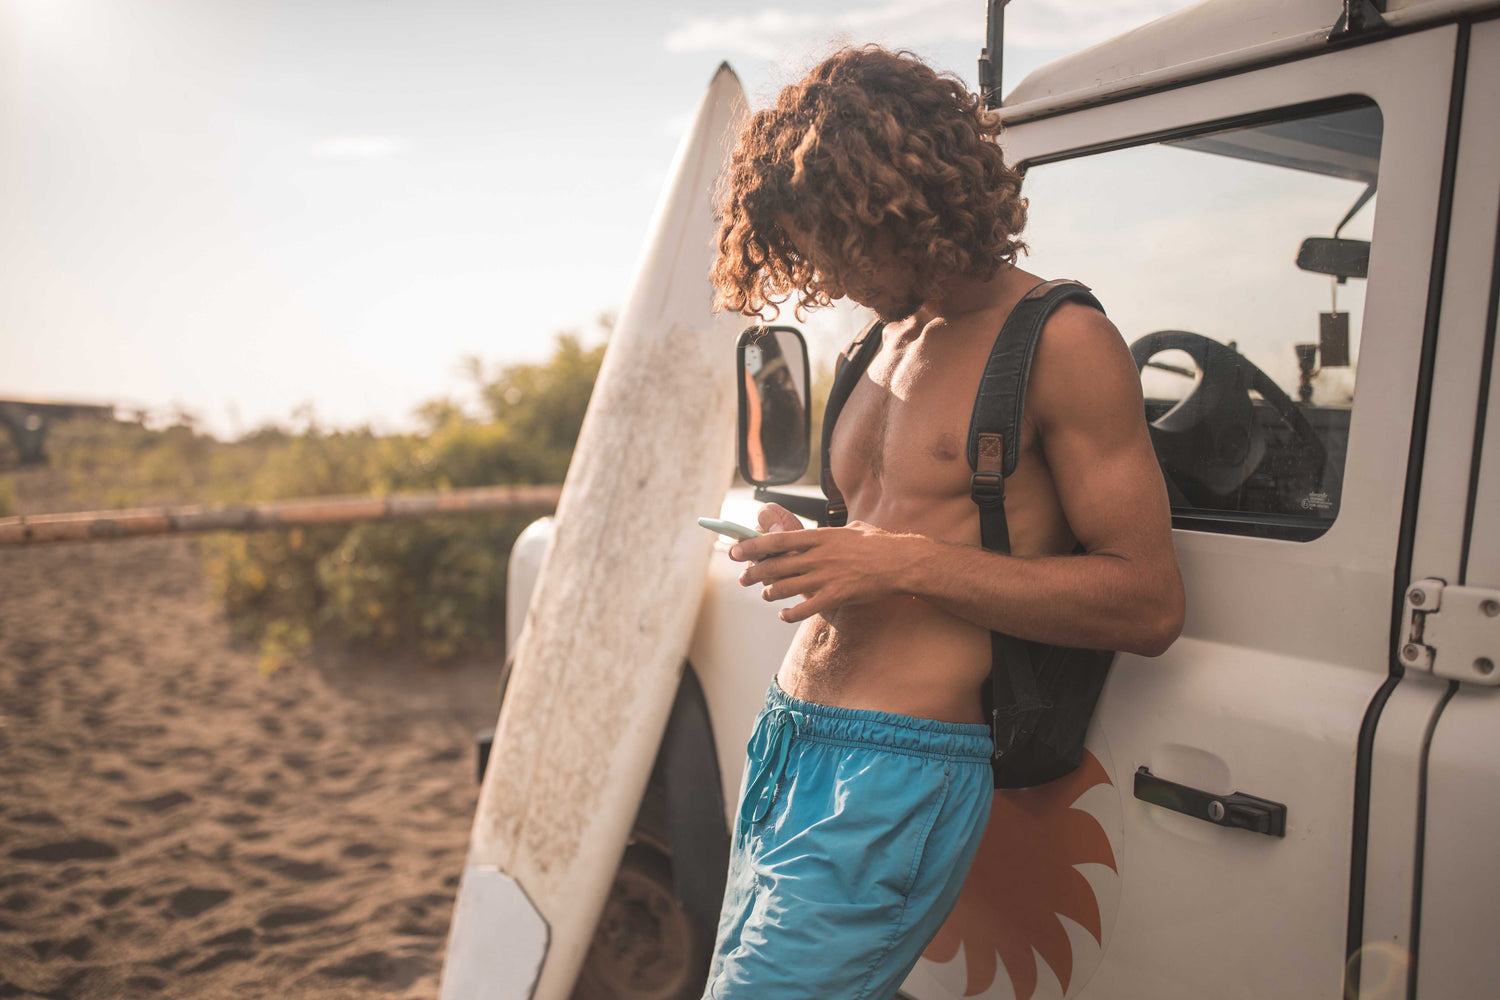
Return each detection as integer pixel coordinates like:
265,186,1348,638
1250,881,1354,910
496,2,1500,997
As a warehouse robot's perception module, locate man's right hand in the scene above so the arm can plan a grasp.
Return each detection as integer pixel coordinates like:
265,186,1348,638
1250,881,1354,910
756,503,802,534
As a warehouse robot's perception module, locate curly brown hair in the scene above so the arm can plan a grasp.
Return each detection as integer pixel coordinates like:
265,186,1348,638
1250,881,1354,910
712,46,1027,319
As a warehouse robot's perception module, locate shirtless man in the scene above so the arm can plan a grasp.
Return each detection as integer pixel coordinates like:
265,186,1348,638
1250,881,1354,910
701,47,1184,999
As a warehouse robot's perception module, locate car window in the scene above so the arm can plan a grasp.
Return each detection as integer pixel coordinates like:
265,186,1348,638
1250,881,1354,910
1021,101,1381,540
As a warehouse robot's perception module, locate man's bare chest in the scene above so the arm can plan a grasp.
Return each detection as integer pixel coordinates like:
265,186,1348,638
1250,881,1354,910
826,330,1072,554
829,358,984,507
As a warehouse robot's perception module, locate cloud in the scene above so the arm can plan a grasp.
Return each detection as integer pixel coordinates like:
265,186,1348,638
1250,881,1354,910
308,136,406,159
664,0,1188,62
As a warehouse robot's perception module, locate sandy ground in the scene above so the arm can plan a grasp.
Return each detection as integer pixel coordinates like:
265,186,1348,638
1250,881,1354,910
0,469,502,998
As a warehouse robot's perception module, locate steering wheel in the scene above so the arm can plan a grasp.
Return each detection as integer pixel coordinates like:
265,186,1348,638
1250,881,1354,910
1129,330,1326,504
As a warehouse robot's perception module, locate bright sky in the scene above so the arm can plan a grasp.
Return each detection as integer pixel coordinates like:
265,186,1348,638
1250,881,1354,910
0,0,1194,436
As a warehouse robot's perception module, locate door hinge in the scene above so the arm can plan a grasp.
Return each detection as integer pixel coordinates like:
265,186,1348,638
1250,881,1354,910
1400,579,1500,685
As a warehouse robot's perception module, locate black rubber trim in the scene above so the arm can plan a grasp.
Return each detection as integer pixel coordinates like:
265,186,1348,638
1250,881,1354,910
1001,12,1494,127
1459,168,1500,586
1388,18,1468,659
657,663,731,932
1344,672,1400,997
1345,22,1470,997
1406,680,1460,1000
1169,511,1331,542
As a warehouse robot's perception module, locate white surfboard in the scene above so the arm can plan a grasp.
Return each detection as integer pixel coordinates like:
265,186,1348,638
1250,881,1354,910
440,65,748,1000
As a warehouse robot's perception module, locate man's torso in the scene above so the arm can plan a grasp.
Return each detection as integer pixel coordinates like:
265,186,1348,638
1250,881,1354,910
776,267,1083,723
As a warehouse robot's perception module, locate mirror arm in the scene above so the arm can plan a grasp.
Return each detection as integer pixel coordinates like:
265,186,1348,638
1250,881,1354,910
752,487,831,526
1334,182,1376,239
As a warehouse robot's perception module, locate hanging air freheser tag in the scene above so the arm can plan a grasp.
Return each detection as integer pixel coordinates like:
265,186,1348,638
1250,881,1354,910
1320,312,1350,368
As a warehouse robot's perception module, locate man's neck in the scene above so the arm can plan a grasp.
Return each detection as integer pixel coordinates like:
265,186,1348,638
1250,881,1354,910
905,263,1022,328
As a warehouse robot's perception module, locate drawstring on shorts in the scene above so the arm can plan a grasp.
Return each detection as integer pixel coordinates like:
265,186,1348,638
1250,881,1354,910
740,706,805,826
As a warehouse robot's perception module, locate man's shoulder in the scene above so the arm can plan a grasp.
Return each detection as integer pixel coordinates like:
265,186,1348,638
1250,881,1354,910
1027,293,1139,430
1005,272,1115,351
1037,295,1118,348
988,274,1120,371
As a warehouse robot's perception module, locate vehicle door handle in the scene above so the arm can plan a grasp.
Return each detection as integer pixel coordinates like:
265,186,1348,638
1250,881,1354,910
1133,766,1287,837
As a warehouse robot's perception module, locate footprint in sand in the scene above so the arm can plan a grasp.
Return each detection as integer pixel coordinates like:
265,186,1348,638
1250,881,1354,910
317,950,429,989
3,890,39,913
127,790,193,813
60,935,93,960
384,892,451,938
185,946,256,974
8,838,119,862
26,934,94,961
99,887,132,907
340,842,385,860
166,886,232,919
257,903,334,930
249,854,339,882
280,752,312,772
203,926,254,947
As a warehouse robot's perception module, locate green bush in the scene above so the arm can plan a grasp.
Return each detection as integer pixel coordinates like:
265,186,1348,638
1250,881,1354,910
0,475,16,518
25,331,604,668
49,417,221,509
201,332,606,667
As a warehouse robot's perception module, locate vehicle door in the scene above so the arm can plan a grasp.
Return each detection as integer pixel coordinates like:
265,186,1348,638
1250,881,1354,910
900,23,1462,1000
1394,18,1500,1000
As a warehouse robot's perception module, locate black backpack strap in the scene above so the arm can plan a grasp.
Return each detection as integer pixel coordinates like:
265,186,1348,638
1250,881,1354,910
972,279,1106,757
968,278,1106,505
819,320,884,527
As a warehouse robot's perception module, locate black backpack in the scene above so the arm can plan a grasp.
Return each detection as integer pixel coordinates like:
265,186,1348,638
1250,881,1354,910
820,279,1115,789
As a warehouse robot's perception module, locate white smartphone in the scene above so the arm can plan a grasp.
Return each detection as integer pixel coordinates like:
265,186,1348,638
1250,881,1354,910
697,517,762,541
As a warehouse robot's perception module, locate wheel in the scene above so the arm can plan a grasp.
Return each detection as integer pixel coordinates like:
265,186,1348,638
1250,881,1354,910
571,842,713,1000
1129,329,1326,504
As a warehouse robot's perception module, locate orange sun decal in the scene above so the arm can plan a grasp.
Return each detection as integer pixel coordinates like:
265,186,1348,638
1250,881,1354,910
924,751,1117,999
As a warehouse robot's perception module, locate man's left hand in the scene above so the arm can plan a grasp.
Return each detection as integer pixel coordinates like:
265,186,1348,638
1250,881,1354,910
729,521,915,623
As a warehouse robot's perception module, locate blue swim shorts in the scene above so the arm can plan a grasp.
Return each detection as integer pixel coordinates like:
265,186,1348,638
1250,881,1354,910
702,680,993,1000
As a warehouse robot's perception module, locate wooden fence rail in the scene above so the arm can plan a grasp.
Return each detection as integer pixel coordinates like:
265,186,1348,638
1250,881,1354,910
0,484,563,547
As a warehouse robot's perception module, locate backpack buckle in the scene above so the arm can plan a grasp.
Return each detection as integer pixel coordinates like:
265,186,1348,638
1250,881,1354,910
970,471,1005,508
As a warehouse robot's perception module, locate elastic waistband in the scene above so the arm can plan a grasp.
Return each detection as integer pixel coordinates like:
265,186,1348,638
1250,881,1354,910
766,680,992,763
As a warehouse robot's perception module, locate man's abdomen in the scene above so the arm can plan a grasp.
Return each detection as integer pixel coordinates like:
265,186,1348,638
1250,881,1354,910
776,595,991,724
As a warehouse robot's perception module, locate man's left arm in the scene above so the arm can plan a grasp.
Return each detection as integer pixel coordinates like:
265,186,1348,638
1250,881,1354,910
734,306,1186,656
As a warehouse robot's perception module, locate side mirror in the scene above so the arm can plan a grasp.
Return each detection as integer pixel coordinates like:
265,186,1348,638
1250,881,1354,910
1296,237,1369,280
736,325,810,486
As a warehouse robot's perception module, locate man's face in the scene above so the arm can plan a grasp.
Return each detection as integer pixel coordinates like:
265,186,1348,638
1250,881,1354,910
778,218,923,323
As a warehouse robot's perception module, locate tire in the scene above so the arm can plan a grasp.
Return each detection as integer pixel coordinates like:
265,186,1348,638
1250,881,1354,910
571,841,713,1000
